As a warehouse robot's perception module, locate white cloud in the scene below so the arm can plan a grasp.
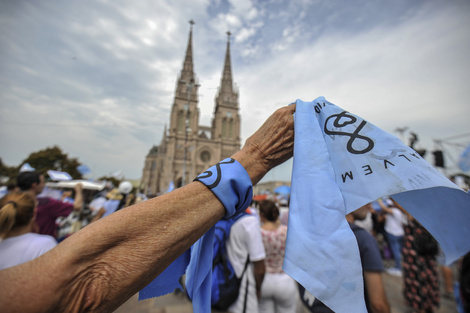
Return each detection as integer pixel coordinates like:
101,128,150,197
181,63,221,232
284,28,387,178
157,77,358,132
235,27,256,43
237,2,470,177
1,0,469,180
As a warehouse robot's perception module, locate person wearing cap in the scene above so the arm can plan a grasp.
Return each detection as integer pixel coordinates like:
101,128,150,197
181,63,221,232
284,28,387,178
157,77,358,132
0,104,295,313
16,171,84,239
378,198,407,277
88,182,134,223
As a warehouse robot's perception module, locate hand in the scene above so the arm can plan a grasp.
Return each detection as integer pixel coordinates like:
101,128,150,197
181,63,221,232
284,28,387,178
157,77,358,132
232,103,295,184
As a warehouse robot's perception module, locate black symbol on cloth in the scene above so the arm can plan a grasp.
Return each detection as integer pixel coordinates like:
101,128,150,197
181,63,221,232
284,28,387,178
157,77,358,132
195,158,235,189
324,111,374,154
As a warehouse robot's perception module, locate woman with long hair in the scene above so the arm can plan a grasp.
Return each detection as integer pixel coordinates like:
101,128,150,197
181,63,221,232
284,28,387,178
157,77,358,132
0,192,56,270
258,200,297,313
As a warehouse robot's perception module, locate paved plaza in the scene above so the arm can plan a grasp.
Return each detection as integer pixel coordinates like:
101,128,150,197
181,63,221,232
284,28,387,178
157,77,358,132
114,269,459,313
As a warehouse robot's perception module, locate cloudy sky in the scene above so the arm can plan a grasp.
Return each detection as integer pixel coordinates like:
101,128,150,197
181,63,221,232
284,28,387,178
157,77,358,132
1,0,469,181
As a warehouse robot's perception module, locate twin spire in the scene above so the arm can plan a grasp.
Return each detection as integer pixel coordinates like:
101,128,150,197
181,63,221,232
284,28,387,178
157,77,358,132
180,20,195,85
179,20,236,106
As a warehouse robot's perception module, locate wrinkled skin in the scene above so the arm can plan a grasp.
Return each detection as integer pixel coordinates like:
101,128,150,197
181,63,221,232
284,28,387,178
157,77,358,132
0,103,296,313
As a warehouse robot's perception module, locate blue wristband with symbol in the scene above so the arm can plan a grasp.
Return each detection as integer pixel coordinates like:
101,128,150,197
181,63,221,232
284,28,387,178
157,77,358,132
194,158,253,218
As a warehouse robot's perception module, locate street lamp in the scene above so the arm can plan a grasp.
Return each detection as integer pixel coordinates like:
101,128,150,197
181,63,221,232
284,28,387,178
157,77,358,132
182,78,199,186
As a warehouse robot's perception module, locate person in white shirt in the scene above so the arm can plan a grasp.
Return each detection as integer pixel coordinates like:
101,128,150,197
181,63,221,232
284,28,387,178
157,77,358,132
379,198,406,276
0,192,57,270
227,213,266,313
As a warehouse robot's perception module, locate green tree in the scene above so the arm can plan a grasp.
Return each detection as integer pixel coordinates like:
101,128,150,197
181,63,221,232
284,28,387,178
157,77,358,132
0,158,18,184
21,146,83,180
97,176,121,188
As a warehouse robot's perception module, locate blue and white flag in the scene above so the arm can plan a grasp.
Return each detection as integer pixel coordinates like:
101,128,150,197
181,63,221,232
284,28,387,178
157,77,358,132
284,97,470,313
138,97,470,313
47,170,72,181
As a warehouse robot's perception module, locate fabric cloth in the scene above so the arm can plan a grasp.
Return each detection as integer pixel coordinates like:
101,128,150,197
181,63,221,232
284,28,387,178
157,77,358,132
193,158,253,218
259,224,297,313
284,97,470,313
261,225,288,274
0,233,57,270
402,220,440,311
36,197,74,237
139,159,254,313
299,223,384,313
226,215,266,313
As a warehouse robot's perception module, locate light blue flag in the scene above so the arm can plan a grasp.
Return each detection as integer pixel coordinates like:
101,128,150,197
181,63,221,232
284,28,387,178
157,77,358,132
139,250,190,300
284,97,470,313
185,227,216,313
77,164,91,175
19,163,35,172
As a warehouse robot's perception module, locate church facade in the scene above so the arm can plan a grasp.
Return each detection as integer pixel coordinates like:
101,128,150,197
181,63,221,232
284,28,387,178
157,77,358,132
140,25,241,195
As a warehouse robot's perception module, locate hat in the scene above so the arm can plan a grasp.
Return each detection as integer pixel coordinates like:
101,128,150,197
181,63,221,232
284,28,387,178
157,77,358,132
106,188,123,200
118,181,132,194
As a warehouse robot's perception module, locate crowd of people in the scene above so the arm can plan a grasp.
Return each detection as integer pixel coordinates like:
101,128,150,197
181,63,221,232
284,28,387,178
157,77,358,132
0,170,143,271
227,195,468,313
0,103,468,313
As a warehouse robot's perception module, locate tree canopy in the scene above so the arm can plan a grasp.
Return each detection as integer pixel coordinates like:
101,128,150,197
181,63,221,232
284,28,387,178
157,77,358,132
0,146,83,184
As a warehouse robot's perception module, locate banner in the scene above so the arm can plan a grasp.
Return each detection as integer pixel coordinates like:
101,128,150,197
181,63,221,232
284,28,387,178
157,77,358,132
284,97,470,313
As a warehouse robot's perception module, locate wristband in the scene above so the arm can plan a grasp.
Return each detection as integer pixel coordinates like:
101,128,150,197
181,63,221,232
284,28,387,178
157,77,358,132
194,158,253,218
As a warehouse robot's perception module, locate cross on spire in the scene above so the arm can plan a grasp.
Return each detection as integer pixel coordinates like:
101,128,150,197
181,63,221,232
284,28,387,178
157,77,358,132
189,20,195,30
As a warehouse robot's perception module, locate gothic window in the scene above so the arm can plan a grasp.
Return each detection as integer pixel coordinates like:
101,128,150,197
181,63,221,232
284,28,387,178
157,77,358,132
229,119,233,138
222,118,227,138
177,111,184,132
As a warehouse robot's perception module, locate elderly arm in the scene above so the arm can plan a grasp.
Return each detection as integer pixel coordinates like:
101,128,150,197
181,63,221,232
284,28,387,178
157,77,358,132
0,104,295,313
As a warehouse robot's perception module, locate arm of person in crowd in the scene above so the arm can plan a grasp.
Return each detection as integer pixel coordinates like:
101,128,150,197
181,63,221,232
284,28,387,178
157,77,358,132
390,198,412,221
72,183,84,211
0,104,295,313
377,199,393,215
253,260,266,299
364,271,390,313
89,207,106,223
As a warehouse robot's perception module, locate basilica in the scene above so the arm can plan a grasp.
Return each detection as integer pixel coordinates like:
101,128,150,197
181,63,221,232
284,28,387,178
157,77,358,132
140,23,241,195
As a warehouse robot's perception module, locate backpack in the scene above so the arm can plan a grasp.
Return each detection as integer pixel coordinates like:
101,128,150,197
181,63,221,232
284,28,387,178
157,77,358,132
211,213,249,311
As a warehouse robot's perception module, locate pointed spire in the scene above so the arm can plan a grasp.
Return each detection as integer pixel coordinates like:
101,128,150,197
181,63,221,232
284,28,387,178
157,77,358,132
215,31,238,109
181,20,195,83
160,124,168,147
220,31,234,94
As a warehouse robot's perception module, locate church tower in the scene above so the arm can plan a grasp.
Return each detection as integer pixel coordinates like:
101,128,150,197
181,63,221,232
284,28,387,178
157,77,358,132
140,24,241,195
211,31,241,151
169,20,200,138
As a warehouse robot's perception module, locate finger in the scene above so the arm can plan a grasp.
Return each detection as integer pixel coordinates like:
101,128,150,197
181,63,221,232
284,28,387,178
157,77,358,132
287,102,296,113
